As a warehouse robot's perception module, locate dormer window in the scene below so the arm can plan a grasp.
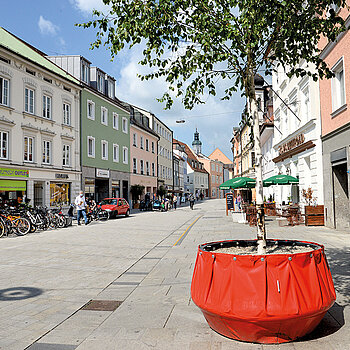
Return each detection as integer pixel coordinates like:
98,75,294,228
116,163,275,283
108,80,114,98
81,63,89,83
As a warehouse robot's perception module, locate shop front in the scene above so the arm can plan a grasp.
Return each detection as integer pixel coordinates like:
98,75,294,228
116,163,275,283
322,126,350,229
112,180,120,198
0,167,29,206
0,167,80,207
273,130,322,207
82,167,129,203
95,169,110,203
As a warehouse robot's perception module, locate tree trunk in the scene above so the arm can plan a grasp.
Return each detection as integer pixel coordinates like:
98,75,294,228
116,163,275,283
248,95,266,254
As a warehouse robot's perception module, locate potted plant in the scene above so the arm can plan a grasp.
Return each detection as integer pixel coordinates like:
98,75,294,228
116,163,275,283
302,188,324,226
85,0,344,343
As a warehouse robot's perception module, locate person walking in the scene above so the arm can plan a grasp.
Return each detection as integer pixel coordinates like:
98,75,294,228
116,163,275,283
237,193,242,211
173,195,177,210
75,191,88,225
189,194,195,210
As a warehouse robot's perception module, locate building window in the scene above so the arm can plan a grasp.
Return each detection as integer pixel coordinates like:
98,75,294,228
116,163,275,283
42,95,52,119
63,103,71,125
133,158,137,174
146,161,150,175
87,136,95,158
212,175,215,183
251,152,255,167
123,146,128,164
25,87,35,114
97,74,104,92
24,136,34,162
113,144,119,162
101,107,108,125
108,80,114,98
42,140,51,164
0,77,9,106
151,141,154,153
0,131,8,159
140,160,144,175
133,133,137,147
87,100,95,120
301,86,310,122
113,113,119,129
140,136,144,149
332,58,346,112
81,64,89,83
122,117,128,133
146,139,149,151
63,144,70,166
101,140,108,160
152,163,155,176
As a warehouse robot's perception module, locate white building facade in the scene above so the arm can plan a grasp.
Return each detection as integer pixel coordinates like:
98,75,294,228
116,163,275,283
0,28,81,207
272,62,323,206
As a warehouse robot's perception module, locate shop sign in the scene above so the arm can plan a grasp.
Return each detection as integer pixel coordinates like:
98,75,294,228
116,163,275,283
278,134,305,155
0,167,29,178
55,173,69,179
96,169,110,178
0,179,26,191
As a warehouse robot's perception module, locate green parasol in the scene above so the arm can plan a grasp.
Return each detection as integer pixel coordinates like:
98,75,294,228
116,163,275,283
219,177,256,190
263,174,299,187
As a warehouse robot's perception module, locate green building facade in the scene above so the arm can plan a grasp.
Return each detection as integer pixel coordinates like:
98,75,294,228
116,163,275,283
48,56,131,202
80,88,130,202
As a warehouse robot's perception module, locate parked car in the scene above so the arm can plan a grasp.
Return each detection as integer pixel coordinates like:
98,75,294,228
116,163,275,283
99,198,130,218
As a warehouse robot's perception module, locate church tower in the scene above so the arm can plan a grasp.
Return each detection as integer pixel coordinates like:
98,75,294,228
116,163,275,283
192,128,202,155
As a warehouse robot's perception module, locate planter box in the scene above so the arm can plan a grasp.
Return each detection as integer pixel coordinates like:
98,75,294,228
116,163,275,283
191,239,335,344
305,205,324,215
305,205,324,226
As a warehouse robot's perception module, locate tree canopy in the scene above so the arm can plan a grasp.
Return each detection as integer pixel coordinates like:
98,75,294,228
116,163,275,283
80,0,347,109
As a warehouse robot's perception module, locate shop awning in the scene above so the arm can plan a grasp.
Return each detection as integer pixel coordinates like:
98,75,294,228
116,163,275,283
0,179,26,191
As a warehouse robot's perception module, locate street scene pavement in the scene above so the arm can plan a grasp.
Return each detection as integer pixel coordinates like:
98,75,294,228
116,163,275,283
0,199,349,350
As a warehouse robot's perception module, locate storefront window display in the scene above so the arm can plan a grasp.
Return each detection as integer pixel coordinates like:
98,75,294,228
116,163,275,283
50,182,70,206
112,180,120,198
0,179,27,206
85,178,95,200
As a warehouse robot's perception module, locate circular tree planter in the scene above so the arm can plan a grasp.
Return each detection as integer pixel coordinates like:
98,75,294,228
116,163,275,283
191,239,336,344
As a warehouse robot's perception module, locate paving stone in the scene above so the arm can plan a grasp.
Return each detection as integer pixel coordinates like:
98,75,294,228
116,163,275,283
0,200,349,349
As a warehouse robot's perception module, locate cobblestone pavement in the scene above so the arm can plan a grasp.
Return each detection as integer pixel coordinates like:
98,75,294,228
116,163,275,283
0,199,349,349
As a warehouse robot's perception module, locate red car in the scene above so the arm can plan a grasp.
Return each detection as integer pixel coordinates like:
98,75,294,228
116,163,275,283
99,198,130,218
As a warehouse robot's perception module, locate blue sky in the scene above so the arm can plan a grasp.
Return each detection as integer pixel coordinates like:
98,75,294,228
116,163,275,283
1,0,245,158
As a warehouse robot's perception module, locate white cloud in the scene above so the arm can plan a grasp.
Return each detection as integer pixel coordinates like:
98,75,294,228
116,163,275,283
59,37,66,46
38,16,59,36
114,45,244,157
70,0,110,14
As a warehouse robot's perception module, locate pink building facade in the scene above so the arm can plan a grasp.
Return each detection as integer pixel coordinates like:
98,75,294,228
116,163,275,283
320,6,350,229
130,122,158,204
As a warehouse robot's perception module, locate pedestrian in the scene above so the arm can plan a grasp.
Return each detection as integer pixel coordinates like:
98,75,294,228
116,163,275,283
173,194,177,210
75,191,88,225
200,192,204,200
196,192,199,201
237,193,242,211
189,194,195,210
